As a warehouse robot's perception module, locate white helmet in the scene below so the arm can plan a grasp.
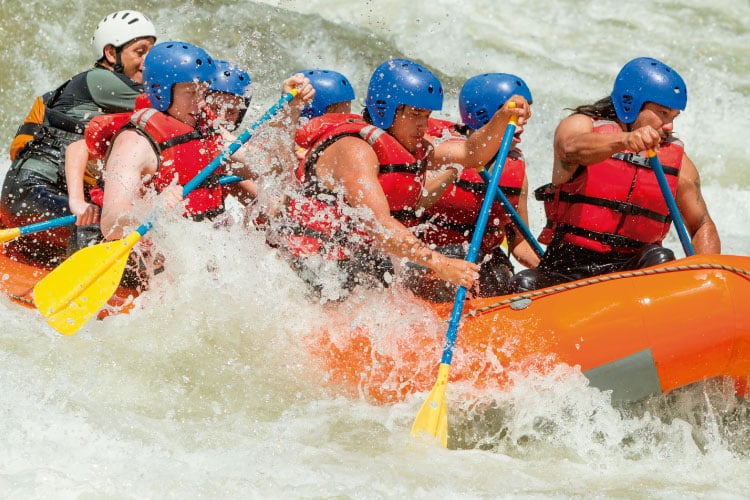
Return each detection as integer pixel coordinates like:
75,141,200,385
91,10,157,61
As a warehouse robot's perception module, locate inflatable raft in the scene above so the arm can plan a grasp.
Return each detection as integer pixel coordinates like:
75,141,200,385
308,254,750,405
0,246,139,319
3,242,749,405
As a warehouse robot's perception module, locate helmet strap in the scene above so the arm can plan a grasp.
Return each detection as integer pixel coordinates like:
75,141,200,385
113,48,125,74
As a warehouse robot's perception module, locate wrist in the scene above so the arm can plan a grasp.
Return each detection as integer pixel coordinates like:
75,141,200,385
411,242,435,264
449,163,464,180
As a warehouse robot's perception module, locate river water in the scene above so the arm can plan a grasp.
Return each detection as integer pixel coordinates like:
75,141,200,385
1,0,749,497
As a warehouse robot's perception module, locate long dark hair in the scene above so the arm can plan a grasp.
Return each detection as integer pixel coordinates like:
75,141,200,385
568,96,618,121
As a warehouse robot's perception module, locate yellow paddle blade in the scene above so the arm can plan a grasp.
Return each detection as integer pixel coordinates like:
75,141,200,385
411,363,450,448
33,231,142,335
0,227,22,244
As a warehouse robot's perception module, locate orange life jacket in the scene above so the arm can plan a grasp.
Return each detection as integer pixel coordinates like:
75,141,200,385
9,96,46,161
537,119,683,253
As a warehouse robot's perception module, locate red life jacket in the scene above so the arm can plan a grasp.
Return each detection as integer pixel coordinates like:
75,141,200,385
427,117,465,139
286,113,427,258
537,119,683,253
422,149,526,254
85,93,152,161
83,94,151,206
125,108,226,219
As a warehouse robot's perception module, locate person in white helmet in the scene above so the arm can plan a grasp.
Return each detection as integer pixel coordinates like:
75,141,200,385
1,10,157,267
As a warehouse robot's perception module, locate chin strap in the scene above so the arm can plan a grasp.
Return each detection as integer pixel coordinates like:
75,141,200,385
112,49,125,74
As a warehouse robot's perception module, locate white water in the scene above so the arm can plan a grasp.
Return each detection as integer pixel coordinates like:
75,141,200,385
1,0,750,497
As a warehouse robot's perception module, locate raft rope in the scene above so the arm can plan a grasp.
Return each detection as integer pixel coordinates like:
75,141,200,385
465,262,750,318
7,262,749,318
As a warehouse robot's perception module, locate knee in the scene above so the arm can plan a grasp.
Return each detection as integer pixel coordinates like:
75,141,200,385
478,247,514,296
478,262,512,296
509,269,543,293
635,244,676,268
509,268,572,293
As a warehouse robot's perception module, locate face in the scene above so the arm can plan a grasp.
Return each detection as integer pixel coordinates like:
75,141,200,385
389,105,431,154
513,104,532,145
633,102,680,138
168,81,208,127
114,37,156,83
206,92,246,131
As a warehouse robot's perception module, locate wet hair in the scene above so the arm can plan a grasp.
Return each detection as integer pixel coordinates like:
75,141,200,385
568,96,618,121
362,106,374,125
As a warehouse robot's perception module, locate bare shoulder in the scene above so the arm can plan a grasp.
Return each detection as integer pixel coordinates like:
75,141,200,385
555,113,594,140
109,129,152,154
319,136,378,172
679,152,700,177
107,130,158,176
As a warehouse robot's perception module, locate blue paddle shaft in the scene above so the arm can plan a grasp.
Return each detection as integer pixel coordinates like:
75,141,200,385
181,92,295,196
440,119,518,366
17,176,244,239
19,214,77,236
649,151,695,257
477,169,545,259
219,175,243,185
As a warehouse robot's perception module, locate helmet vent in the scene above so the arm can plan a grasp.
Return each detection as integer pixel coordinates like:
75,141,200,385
622,94,633,112
374,99,388,118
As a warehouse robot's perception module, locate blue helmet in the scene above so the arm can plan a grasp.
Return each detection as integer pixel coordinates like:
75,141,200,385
143,41,215,111
298,69,355,119
611,57,687,124
211,60,252,101
366,58,443,129
459,73,533,130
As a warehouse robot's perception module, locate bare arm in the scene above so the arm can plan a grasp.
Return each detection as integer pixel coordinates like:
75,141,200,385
431,96,531,171
552,113,662,184
64,139,100,226
316,136,479,288
100,130,158,240
675,153,721,254
417,167,459,211
224,179,258,206
232,74,315,181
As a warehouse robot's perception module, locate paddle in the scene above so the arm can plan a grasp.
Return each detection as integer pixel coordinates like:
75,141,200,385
0,215,76,245
477,168,545,259
648,150,695,256
412,111,519,447
0,176,247,246
33,90,298,335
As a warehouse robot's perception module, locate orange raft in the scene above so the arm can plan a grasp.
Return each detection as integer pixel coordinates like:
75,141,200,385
308,254,750,405
0,246,139,319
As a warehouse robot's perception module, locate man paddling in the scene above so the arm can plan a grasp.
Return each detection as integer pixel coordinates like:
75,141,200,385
511,57,721,292
410,72,541,301
278,58,529,300
98,41,313,284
